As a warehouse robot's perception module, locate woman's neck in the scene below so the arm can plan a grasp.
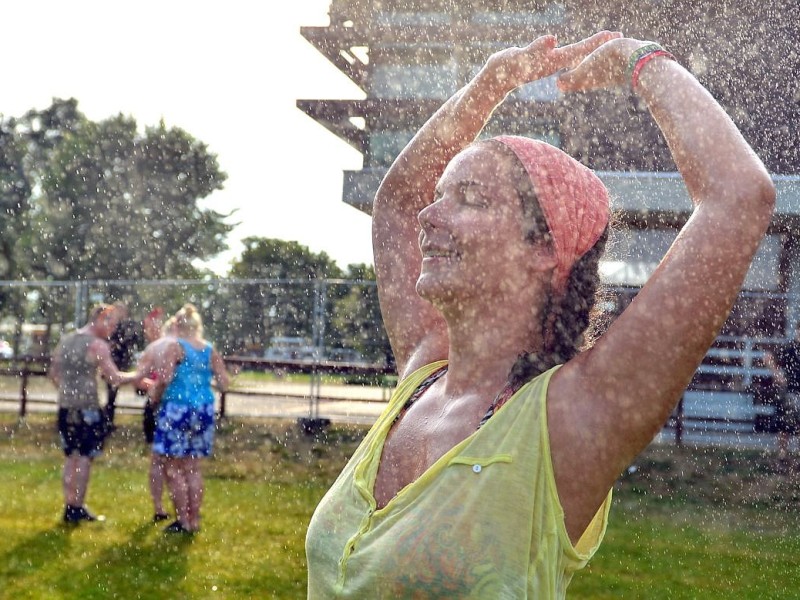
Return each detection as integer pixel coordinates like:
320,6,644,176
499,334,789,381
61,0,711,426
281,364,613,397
441,300,545,398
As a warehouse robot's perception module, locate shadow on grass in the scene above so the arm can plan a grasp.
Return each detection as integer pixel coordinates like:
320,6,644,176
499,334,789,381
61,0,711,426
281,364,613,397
0,524,73,581
71,522,196,599
0,518,201,599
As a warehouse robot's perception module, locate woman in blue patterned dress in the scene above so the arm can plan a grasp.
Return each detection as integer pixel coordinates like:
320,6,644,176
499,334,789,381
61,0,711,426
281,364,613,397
147,304,230,533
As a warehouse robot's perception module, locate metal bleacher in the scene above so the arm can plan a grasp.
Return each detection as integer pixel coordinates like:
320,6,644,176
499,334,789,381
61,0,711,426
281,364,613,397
667,338,782,443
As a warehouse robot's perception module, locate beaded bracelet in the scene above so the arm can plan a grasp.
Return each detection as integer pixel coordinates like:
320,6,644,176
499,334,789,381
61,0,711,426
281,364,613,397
626,43,664,76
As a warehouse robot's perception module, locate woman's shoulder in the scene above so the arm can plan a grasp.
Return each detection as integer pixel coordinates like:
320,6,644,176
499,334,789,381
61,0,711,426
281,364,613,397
176,337,210,352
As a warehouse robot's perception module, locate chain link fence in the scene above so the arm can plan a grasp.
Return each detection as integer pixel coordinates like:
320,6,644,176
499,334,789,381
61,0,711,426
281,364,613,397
0,278,392,365
0,278,795,446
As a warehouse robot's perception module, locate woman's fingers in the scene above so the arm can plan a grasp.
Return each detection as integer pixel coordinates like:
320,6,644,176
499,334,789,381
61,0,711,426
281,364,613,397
555,31,622,67
569,30,623,54
556,59,603,92
527,31,622,82
526,34,559,52
557,37,641,92
486,32,625,94
485,35,559,91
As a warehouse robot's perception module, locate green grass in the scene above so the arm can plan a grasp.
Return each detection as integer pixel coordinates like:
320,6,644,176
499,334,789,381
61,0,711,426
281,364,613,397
570,445,800,598
2,415,800,598
571,508,800,599
0,414,360,599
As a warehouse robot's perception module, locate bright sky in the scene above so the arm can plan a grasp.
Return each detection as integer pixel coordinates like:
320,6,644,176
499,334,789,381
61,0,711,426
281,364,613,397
1,1,371,274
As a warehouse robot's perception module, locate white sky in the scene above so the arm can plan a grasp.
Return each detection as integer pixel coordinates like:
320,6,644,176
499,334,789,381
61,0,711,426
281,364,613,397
1,1,371,274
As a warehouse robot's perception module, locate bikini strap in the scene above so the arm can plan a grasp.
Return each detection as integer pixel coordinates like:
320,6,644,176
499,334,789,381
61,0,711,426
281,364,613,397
393,365,448,423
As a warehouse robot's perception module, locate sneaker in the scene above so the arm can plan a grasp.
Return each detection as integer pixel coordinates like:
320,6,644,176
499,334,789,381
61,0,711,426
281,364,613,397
63,505,82,524
76,506,97,521
63,505,104,523
164,520,191,534
153,512,170,523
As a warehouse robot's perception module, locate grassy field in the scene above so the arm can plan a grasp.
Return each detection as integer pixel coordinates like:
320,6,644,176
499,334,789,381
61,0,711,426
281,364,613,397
2,414,800,599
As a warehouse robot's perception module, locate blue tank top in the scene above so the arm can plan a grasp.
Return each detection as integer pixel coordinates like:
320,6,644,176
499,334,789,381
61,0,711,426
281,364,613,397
161,339,214,408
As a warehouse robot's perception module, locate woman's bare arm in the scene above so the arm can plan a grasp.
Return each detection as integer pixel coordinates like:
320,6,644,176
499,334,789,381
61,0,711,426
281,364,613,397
146,340,182,405
93,338,138,387
551,39,776,541
211,349,230,392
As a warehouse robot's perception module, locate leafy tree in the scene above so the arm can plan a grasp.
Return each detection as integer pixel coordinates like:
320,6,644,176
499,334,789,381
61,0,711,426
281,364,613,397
0,123,33,353
0,98,233,332
226,237,343,354
329,264,393,364
230,237,343,281
22,103,232,281
0,124,31,280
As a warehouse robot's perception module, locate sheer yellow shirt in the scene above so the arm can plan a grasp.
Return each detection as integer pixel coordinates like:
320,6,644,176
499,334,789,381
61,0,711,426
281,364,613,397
306,362,611,599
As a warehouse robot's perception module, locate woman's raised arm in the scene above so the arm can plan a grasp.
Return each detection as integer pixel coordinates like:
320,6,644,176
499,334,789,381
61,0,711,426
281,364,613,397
550,39,776,540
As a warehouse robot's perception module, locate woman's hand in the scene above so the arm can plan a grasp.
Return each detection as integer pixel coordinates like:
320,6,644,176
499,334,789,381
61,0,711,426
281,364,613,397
480,31,623,96
557,37,657,92
138,377,156,393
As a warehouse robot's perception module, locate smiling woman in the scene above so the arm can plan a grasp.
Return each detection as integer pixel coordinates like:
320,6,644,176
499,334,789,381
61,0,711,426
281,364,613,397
304,26,775,598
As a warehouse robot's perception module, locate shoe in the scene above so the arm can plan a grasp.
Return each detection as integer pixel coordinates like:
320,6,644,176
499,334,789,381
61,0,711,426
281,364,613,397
78,506,106,522
164,520,191,534
63,505,82,524
153,512,170,523
63,505,105,524
77,506,97,521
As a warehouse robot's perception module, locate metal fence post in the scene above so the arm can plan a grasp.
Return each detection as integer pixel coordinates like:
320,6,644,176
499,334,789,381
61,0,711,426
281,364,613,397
19,358,29,419
309,280,327,420
219,390,226,420
73,280,88,328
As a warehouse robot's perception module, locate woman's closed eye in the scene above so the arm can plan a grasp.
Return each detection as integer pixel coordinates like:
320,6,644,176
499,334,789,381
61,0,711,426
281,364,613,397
460,182,490,207
432,181,489,206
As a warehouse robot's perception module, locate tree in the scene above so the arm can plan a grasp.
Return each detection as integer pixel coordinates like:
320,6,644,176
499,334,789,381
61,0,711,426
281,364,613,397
225,241,392,364
0,122,34,354
0,98,233,335
329,264,393,364
225,237,343,354
3,98,231,284
0,124,32,280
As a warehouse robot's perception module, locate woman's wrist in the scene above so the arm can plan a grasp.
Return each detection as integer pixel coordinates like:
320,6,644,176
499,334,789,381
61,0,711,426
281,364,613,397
628,43,678,92
473,66,516,104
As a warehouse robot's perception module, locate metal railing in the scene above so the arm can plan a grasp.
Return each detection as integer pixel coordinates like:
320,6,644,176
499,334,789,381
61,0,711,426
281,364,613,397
0,355,396,423
0,335,786,446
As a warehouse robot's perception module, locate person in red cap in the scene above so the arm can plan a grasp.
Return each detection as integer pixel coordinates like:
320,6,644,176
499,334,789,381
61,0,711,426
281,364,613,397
136,307,171,522
306,31,776,597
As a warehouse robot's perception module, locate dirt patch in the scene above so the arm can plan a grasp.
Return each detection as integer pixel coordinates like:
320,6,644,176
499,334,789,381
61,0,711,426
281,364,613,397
616,443,800,532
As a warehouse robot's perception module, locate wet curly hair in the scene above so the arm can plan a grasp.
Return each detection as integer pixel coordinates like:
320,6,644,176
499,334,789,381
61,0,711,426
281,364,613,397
483,140,610,387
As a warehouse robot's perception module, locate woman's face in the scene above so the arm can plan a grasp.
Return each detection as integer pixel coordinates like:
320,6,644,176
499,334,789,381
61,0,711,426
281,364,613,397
416,144,554,309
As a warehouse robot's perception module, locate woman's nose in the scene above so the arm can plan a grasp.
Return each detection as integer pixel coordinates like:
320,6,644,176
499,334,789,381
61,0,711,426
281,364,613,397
418,197,446,230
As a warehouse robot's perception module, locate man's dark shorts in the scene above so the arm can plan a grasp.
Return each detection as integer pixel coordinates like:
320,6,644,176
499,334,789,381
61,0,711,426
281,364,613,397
58,408,108,458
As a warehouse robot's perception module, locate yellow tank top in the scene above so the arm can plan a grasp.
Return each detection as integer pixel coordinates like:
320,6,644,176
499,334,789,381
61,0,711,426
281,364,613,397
306,362,611,599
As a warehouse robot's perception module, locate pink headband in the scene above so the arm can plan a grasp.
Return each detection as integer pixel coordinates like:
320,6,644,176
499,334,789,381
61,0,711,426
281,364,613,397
494,136,610,295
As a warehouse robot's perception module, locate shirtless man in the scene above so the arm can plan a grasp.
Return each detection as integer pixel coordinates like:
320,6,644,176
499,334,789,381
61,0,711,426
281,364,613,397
50,304,141,523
